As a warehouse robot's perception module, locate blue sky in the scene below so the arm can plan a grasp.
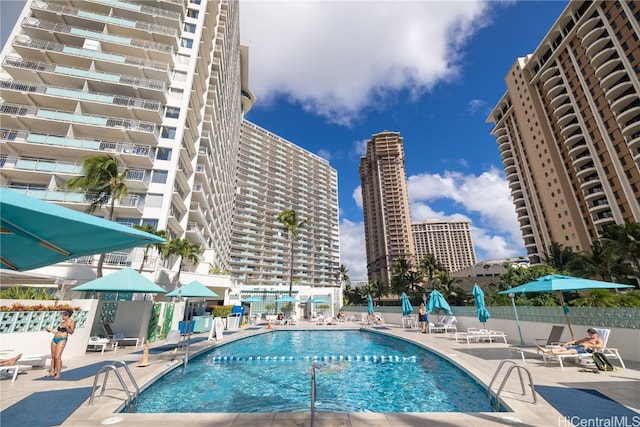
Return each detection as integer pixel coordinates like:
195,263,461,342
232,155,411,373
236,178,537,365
1,1,569,281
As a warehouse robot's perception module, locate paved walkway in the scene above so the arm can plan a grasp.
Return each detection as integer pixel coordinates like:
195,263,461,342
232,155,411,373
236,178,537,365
1,322,638,427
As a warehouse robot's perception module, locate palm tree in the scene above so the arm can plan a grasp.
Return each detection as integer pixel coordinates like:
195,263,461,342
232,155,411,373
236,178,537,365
277,209,307,296
571,240,635,283
602,222,640,277
66,154,129,277
390,256,412,295
541,242,578,272
161,238,202,286
418,253,443,290
337,264,350,287
132,224,168,273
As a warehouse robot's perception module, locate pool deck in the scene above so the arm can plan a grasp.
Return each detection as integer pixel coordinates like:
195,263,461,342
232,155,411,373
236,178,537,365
2,321,639,426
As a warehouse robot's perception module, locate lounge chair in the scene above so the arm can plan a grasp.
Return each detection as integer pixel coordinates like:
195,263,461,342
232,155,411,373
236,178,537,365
455,328,507,344
101,323,143,347
540,327,626,370
0,352,49,382
428,316,456,333
508,325,565,362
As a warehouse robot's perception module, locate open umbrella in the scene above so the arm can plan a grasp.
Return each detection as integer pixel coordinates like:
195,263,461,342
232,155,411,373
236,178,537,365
472,284,490,328
70,268,166,298
426,290,452,324
166,281,219,327
367,295,374,315
401,292,412,316
498,274,633,340
166,281,219,298
0,188,165,271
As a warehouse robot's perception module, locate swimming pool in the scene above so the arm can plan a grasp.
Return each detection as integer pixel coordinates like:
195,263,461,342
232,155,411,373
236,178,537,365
135,330,494,413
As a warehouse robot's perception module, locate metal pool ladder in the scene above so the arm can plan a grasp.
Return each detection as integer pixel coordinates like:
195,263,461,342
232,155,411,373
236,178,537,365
89,361,140,413
488,360,537,411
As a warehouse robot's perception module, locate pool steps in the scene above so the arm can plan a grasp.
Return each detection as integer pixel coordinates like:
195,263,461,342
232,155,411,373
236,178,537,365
210,355,418,363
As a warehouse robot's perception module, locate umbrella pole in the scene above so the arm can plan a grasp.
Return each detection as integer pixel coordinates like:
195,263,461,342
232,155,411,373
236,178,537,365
556,291,575,341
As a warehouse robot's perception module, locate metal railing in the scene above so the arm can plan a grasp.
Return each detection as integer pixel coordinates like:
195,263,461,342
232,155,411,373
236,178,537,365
488,360,536,411
89,361,139,412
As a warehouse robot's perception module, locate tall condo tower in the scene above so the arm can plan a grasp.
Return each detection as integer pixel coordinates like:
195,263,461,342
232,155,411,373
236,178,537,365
0,0,253,285
233,120,340,287
487,0,640,263
359,131,415,285
412,220,477,273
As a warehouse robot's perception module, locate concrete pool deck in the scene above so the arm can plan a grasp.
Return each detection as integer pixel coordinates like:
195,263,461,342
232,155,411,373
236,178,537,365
1,322,638,427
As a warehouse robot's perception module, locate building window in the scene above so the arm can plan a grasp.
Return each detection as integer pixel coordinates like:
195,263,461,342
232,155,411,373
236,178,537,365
156,148,172,161
161,127,177,139
164,107,180,119
152,170,168,184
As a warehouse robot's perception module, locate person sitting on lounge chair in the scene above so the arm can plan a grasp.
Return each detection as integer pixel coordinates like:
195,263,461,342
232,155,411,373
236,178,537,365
0,353,22,366
537,328,603,355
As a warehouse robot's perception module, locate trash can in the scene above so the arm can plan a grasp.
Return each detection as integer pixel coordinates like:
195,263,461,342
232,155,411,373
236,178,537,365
178,320,194,334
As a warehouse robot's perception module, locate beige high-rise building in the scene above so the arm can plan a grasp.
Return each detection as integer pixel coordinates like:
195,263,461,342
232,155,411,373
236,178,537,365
412,220,476,273
359,131,415,285
487,0,640,263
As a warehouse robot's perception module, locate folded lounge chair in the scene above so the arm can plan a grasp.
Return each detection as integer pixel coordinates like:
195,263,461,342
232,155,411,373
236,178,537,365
540,327,625,370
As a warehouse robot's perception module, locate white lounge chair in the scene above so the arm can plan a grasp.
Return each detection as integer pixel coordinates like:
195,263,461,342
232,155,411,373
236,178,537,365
0,352,49,382
102,323,143,347
428,316,456,333
541,327,625,370
508,325,565,362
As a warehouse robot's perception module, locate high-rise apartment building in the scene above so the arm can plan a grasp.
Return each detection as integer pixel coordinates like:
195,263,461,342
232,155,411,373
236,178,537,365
359,131,415,285
233,120,340,287
0,0,253,285
412,220,476,273
487,0,640,263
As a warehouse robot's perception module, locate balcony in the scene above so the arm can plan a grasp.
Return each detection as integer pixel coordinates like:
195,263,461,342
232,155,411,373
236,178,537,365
29,1,178,47
585,36,611,58
590,47,618,71
600,68,627,91
0,79,162,122
20,17,174,64
0,102,159,145
11,36,171,83
576,16,601,38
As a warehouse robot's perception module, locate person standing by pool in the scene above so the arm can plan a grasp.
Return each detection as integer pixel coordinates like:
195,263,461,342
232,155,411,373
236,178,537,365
44,309,75,379
419,303,427,333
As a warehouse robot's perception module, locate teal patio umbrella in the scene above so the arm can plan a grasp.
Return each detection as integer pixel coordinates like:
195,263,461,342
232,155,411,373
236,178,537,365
166,281,219,298
166,281,219,325
0,188,165,271
70,268,166,299
241,296,263,303
275,296,298,303
499,274,633,340
426,290,452,323
472,284,490,328
401,292,412,316
367,295,374,315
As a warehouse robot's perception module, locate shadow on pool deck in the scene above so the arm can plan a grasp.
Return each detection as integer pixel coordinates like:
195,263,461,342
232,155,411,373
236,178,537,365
1,326,639,427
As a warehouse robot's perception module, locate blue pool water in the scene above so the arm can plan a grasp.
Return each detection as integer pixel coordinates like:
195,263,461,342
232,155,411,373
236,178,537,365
135,330,494,413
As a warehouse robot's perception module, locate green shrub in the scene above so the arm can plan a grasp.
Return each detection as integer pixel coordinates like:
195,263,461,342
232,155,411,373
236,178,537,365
210,305,233,318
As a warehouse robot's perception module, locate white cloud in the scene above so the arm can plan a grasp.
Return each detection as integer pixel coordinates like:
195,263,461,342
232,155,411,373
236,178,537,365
317,149,331,161
407,168,525,260
240,0,492,125
339,218,368,281
352,185,363,209
466,99,486,115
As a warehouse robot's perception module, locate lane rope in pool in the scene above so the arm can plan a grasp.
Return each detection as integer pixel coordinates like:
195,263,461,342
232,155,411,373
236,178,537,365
211,355,418,363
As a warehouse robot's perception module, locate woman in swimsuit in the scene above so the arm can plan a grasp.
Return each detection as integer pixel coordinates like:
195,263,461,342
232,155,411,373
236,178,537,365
45,309,75,379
